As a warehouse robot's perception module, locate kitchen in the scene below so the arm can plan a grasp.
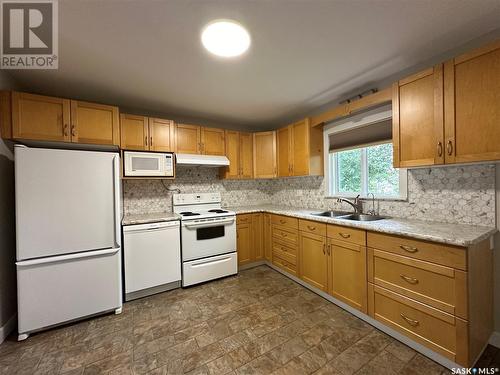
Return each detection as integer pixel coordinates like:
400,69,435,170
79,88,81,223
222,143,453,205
0,1,500,374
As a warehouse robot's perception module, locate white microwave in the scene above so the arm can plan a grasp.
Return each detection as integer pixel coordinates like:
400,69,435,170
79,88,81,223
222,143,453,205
123,151,174,177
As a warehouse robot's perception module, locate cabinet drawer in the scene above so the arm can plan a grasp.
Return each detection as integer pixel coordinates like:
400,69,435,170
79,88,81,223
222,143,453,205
367,232,466,270
272,225,298,245
299,219,326,236
368,249,467,319
327,225,366,246
369,284,462,362
272,247,296,265
272,238,297,256
273,254,297,275
237,214,252,224
271,214,298,229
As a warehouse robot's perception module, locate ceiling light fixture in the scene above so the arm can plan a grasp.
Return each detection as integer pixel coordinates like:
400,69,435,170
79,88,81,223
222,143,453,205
201,20,251,58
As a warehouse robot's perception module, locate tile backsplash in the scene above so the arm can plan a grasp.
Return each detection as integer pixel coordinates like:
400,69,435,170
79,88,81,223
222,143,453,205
123,164,496,227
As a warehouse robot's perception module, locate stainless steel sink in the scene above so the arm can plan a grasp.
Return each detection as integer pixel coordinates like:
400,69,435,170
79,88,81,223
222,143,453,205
311,210,350,218
337,213,386,221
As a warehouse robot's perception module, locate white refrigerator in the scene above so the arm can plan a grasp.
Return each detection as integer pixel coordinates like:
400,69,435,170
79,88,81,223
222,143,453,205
15,146,122,340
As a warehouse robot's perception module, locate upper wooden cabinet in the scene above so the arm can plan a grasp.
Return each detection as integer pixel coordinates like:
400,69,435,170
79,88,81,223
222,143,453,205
0,92,120,146
71,100,120,146
392,65,444,167
393,40,500,167
120,114,148,150
221,131,253,179
120,115,175,152
176,124,201,154
253,131,276,178
149,118,175,152
444,40,500,164
201,127,225,155
277,118,323,177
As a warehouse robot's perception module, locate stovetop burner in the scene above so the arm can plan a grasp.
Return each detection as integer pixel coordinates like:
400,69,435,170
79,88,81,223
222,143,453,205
208,209,228,213
180,212,201,216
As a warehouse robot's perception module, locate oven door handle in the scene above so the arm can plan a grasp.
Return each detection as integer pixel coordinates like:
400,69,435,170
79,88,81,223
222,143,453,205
184,217,235,229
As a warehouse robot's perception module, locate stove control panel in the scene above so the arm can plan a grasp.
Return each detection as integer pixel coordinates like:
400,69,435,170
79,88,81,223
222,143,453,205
173,192,221,205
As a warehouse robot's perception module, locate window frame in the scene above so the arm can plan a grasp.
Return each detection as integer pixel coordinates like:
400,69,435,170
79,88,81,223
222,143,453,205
323,109,408,201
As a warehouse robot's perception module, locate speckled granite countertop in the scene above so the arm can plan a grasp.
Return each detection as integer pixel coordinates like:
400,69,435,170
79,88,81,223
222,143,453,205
228,205,496,247
122,212,180,225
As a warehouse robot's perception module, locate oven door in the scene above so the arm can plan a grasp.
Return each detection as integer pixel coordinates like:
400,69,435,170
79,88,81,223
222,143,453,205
181,216,236,261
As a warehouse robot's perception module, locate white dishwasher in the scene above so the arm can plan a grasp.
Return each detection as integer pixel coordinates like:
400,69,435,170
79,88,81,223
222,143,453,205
123,220,181,301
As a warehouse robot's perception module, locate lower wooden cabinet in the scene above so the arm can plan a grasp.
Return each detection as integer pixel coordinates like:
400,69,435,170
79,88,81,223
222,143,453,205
298,231,328,291
263,213,272,261
236,215,253,266
252,213,264,261
329,238,367,313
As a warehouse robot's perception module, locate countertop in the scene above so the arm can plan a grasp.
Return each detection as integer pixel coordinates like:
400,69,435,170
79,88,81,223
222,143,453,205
227,205,497,247
122,212,180,225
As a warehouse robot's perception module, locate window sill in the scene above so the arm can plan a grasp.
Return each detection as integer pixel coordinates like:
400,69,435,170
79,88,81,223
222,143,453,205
325,195,408,202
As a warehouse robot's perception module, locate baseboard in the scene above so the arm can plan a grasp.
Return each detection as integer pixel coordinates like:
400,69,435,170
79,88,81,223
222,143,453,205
0,314,16,344
489,331,500,348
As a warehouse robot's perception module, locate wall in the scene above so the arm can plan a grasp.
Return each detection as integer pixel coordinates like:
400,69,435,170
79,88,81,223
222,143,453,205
495,165,500,332
123,164,496,227
0,71,17,337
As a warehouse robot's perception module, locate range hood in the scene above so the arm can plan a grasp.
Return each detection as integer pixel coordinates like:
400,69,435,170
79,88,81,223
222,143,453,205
175,153,230,167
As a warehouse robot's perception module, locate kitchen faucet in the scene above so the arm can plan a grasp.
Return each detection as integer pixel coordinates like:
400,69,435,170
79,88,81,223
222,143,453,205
337,195,363,213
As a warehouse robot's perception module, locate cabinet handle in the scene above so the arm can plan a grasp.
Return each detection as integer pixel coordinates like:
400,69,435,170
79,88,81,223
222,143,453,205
145,136,148,146
323,243,326,255
307,225,316,231
280,219,286,224
339,233,350,239
71,125,76,137
446,140,453,156
400,245,418,253
63,124,68,136
437,142,443,157
400,274,419,285
400,313,419,327
150,136,153,146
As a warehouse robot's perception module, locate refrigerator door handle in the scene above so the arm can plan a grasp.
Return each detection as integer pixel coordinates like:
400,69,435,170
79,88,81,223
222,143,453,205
16,247,120,267
113,154,121,249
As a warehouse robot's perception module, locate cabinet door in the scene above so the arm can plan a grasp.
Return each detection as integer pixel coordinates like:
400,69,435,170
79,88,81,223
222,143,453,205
176,124,201,154
291,119,310,176
252,214,264,261
299,231,328,291
330,239,367,313
393,66,444,167
70,101,119,145
263,214,272,261
444,41,500,164
12,92,71,142
222,130,240,179
253,131,276,178
237,222,253,266
201,127,225,155
120,114,149,150
149,118,175,152
277,126,291,177
239,132,253,179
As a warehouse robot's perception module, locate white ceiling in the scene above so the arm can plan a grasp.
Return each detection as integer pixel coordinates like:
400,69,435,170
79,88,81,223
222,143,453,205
7,0,500,129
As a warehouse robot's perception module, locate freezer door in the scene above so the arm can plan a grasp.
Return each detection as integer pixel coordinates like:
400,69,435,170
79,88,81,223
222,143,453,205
15,146,120,260
17,248,122,335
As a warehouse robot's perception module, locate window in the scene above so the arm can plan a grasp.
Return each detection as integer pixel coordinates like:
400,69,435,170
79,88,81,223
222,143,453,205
328,142,407,199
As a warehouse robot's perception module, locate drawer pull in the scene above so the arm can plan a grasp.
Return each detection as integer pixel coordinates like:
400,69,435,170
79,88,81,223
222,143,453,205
281,246,286,252
400,245,418,253
339,233,350,239
281,233,288,237
307,225,316,231
280,219,286,224
400,313,419,327
400,274,419,284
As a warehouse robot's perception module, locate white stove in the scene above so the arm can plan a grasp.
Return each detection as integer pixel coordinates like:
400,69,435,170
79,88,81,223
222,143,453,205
173,193,237,286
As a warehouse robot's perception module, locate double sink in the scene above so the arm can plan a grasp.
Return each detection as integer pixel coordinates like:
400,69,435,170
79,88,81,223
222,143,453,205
311,210,386,222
